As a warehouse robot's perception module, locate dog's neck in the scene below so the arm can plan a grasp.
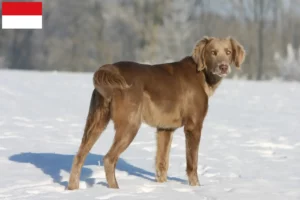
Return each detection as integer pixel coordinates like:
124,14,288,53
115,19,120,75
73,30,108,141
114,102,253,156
202,69,222,97
203,69,222,87
181,56,223,97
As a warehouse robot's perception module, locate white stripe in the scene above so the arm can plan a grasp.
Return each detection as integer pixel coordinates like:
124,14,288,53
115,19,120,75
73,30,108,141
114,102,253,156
2,16,42,29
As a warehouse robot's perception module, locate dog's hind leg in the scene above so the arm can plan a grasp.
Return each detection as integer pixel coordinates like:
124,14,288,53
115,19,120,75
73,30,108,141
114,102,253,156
68,89,110,190
103,94,142,188
103,122,140,188
155,128,174,183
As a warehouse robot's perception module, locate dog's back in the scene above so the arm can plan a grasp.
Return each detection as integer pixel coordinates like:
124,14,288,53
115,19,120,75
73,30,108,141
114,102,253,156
93,57,208,129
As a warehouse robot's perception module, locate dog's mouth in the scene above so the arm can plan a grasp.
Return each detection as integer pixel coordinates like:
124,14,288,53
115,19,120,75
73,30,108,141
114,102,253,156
212,64,231,77
214,72,228,77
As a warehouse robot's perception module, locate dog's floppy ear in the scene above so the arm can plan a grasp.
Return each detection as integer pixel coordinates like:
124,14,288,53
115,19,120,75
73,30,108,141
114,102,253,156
230,37,245,68
192,36,211,71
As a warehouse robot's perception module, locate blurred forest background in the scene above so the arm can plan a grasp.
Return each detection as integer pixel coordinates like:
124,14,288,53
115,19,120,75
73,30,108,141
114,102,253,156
0,0,300,81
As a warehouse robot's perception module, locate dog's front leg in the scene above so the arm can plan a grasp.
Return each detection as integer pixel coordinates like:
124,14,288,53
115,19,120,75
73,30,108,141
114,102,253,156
184,122,202,186
155,128,174,182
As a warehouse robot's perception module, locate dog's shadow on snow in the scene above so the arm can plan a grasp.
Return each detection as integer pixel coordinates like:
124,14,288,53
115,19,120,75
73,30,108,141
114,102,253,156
9,152,186,188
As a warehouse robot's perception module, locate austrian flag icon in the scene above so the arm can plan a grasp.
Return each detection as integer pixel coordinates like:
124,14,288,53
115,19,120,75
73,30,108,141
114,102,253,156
2,2,42,29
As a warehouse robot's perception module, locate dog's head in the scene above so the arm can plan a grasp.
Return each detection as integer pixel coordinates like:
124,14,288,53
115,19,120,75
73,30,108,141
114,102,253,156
192,36,245,77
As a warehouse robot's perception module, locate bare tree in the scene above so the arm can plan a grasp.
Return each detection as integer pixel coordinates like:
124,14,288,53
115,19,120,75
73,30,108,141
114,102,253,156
256,0,265,80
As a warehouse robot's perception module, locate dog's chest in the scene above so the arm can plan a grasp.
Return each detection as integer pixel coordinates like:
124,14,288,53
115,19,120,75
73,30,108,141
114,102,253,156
203,82,214,97
141,92,182,128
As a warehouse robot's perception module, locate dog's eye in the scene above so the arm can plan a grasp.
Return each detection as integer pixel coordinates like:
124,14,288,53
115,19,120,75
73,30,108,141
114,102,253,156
226,51,231,55
211,51,217,56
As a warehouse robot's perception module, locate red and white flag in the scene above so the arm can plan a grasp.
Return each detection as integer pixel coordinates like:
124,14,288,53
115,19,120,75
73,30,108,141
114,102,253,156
2,2,42,29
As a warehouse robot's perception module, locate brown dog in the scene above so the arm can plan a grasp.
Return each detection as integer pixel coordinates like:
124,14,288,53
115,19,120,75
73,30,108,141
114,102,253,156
67,36,245,190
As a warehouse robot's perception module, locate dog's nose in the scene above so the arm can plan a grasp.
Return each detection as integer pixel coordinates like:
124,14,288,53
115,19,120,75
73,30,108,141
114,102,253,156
219,64,228,73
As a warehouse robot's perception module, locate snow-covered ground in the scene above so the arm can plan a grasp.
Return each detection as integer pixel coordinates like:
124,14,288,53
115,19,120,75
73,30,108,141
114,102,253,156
0,69,299,200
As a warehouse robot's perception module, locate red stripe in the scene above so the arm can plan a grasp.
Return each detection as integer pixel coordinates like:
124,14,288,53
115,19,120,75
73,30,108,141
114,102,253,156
2,2,42,15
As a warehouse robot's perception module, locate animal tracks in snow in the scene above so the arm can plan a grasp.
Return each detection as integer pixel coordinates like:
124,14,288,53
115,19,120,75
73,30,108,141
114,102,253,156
242,140,294,150
96,193,135,200
241,140,294,161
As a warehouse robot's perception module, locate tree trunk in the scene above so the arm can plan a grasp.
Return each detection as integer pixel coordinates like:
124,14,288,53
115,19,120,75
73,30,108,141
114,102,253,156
257,0,264,80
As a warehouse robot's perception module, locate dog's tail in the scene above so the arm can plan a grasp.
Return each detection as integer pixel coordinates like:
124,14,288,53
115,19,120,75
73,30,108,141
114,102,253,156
93,65,130,98
81,89,110,144
68,88,110,190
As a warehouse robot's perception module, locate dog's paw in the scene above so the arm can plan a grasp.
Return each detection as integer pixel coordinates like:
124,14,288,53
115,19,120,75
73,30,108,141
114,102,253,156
189,181,200,186
156,175,167,183
67,184,79,190
188,177,200,186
